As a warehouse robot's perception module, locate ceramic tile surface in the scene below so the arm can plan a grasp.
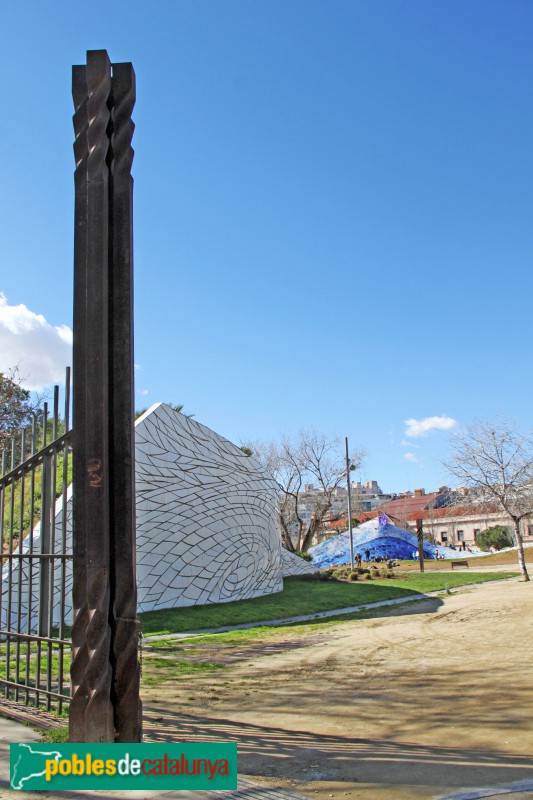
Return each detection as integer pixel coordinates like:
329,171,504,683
308,517,464,567
3,403,314,627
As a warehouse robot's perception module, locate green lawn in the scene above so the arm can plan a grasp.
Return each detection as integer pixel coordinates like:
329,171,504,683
139,571,516,636
141,656,225,687
2,450,72,547
0,640,70,685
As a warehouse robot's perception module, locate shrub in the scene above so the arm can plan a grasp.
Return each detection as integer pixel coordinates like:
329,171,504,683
364,572,372,580
318,567,338,581
295,551,313,561
331,565,352,579
475,525,514,551
379,568,394,579
348,571,358,581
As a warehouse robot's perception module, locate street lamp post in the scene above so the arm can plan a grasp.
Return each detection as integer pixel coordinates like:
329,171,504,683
345,437,354,571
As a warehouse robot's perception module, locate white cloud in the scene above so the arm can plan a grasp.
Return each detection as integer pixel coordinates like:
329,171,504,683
138,389,149,396
404,415,457,438
0,293,72,390
400,439,419,448
403,452,419,463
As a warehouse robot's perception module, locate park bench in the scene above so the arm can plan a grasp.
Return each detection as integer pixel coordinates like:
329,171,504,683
451,560,469,569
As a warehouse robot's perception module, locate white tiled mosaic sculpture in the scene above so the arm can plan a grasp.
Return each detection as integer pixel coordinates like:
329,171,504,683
2,403,315,627
135,403,284,610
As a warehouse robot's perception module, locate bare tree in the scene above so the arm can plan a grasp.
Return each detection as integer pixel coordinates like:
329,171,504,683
251,431,364,553
443,418,532,581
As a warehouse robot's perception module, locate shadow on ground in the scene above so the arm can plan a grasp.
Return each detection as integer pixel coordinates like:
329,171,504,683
142,597,445,667
144,707,533,790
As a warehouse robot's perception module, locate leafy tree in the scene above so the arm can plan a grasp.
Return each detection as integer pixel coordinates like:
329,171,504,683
0,368,70,544
0,367,37,450
444,418,532,581
475,525,514,552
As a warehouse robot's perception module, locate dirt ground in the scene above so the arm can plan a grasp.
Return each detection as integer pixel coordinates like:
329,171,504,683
143,577,533,800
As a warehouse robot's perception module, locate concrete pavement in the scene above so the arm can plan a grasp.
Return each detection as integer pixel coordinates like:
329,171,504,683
0,712,311,800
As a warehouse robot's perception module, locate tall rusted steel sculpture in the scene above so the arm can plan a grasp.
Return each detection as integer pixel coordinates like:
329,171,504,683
70,50,141,743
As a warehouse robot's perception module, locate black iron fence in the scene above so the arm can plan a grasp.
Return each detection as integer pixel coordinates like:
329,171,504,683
0,370,72,713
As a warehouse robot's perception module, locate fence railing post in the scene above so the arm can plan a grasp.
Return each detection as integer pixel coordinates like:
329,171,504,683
0,374,72,713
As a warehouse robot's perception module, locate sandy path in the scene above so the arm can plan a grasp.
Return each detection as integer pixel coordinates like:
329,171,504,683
143,578,533,799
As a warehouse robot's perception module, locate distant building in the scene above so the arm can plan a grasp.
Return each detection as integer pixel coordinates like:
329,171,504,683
296,480,391,546
417,502,533,548
319,485,533,549
375,487,454,527
378,487,533,548
296,481,533,549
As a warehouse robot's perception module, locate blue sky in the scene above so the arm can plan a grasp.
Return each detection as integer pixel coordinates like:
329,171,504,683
0,0,532,493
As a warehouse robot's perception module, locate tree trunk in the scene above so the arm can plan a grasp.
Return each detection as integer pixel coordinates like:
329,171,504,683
280,518,295,552
299,519,320,553
296,519,308,552
514,519,530,581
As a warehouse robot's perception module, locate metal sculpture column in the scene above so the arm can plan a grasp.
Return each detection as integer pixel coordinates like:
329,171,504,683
70,50,141,743
109,61,142,743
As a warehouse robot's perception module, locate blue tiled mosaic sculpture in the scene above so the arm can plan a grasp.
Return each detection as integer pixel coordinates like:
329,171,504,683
308,517,460,568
